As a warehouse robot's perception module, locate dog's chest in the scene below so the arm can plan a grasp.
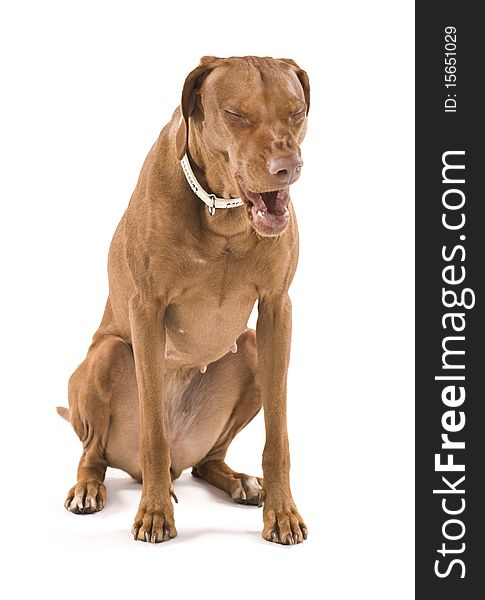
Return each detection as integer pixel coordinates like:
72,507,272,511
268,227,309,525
164,289,256,368
160,235,291,368
163,247,259,366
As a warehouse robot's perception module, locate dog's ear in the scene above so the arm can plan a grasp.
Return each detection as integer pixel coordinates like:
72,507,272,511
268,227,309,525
175,56,219,160
277,58,310,115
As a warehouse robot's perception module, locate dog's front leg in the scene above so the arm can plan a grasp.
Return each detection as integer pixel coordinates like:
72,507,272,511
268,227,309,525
256,292,307,545
129,293,177,543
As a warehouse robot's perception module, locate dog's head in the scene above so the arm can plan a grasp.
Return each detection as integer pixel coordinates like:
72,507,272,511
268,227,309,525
176,56,310,237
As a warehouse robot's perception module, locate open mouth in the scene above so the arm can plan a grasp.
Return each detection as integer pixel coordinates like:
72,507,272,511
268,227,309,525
236,176,290,236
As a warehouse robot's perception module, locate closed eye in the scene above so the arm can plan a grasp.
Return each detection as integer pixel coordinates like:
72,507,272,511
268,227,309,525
291,109,306,120
223,108,246,120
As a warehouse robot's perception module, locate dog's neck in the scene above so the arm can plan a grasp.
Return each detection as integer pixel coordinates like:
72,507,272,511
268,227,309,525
182,126,251,238
187,125,237,199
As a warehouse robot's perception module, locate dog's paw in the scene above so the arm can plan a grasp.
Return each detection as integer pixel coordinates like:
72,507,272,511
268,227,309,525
231,475,264,506
132,497,177,543
64,480,106,514
262,499,307,545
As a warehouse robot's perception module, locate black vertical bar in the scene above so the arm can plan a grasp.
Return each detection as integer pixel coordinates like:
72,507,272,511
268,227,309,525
416,3,484,598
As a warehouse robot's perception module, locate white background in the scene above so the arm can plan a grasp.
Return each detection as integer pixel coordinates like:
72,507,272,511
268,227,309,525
0,1,414,598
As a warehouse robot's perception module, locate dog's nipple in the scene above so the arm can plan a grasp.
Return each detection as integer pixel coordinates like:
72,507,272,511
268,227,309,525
165,349,173,358
230,343,238,353
200,365,207,374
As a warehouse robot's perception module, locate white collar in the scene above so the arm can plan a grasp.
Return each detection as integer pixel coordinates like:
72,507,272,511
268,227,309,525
180,153,244,215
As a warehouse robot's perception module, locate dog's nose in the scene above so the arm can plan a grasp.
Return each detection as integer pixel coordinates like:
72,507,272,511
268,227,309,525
267,154,303,184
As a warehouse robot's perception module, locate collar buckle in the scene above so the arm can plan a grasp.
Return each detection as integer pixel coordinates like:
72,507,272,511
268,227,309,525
208,194,216,216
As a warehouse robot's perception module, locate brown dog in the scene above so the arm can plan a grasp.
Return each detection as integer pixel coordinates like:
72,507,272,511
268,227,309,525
57,55,310,545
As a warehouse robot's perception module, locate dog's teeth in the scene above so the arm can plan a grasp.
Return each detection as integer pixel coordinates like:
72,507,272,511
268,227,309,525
231,343,237,353
200,365,207,374
257,210,266,217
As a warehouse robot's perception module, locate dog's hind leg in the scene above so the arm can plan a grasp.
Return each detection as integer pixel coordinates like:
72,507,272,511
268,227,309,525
191,330,264,506
192,461,263,506
63,335,133,514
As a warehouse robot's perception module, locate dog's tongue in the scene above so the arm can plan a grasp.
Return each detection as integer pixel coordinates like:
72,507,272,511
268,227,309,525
250,199,290,234
237,177,291,234
250,189,289,217
260,190,288,216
